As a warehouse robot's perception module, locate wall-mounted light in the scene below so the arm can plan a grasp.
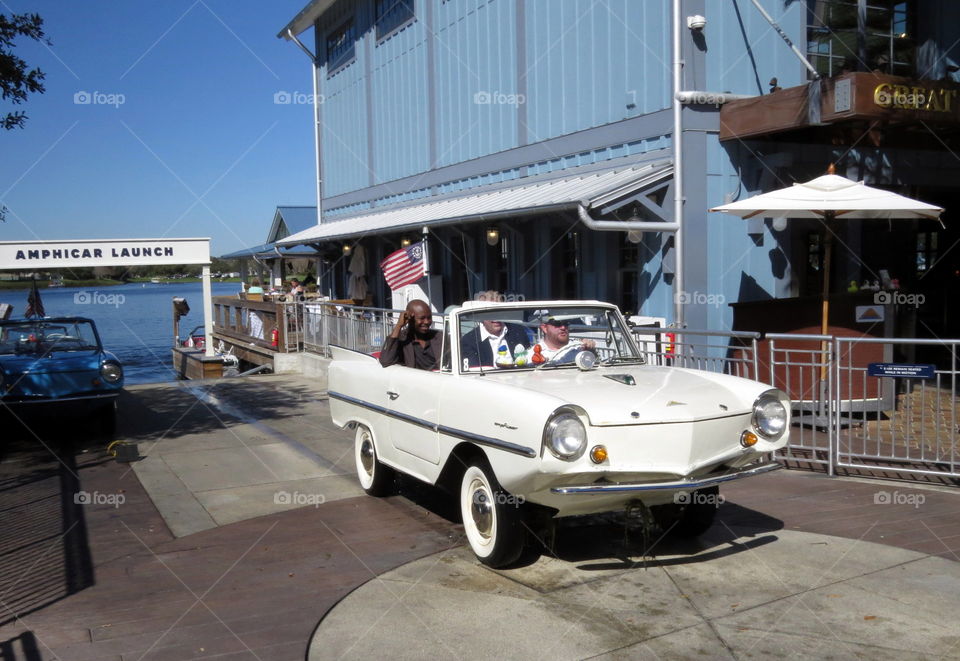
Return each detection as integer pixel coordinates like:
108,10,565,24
401,237,411,247
627,230,644,244
342,244,351,255
486,227,500,246
687,15,706,30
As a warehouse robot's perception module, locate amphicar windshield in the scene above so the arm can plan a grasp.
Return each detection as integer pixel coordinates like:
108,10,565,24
456,304,642,373
0,320,101,355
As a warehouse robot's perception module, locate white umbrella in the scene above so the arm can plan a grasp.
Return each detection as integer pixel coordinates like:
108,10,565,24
711,167,943,337
711,172,943,221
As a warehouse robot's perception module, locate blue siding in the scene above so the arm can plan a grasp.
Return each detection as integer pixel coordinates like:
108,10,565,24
320,28,370,197
370,16,431,183
434,0,519,166
704,140,777,332
317,0,371,197
708,0,806,95
524,0,670,142
527,136,669,175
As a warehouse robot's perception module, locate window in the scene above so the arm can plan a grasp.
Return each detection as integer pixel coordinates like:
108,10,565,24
560,231,580,299
326,19,355,72
375,0,415,41
806,1,916,78
916,230,938,274
619,239,640,316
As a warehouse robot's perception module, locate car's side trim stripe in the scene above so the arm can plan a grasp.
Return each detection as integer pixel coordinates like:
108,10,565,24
436,424,537,458
329,391,536,458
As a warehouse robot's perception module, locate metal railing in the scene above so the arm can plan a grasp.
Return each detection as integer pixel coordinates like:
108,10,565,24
833,336,959,479
304,302,403,356
630,327,760,380
766,334,834,472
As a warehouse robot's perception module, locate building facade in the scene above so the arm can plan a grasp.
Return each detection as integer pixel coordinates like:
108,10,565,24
278,0,960,340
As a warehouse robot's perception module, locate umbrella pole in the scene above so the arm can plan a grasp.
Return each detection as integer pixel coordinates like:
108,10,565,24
818,218,834,422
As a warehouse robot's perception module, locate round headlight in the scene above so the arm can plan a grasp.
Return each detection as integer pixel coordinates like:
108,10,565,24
545,411,587,460
752,391,787,439
100,361,123,384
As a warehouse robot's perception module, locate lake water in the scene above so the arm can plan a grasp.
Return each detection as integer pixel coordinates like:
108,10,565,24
0,281,240,385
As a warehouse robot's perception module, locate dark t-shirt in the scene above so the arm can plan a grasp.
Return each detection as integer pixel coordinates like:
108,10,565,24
412,339,437,370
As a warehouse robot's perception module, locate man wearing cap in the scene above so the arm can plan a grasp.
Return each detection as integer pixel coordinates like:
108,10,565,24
538,316,596,361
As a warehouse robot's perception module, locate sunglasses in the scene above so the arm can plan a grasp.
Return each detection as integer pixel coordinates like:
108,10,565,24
545,320,569,327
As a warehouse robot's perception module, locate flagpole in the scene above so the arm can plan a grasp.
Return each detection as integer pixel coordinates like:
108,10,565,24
422,226,432,311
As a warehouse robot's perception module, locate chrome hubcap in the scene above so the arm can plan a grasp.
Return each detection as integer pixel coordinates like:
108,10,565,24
360,437,375,475
470,482,493,539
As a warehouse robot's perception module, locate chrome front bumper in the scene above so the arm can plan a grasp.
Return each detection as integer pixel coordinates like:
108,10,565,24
550,461,782,495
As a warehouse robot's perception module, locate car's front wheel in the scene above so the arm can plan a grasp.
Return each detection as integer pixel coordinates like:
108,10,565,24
355,425,394,496
459,460,524,567
659,486,720,538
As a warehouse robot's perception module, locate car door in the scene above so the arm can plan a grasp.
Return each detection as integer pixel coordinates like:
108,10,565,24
386,366,442,465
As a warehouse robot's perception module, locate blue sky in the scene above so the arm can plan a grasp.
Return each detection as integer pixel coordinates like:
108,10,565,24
0,0,317,255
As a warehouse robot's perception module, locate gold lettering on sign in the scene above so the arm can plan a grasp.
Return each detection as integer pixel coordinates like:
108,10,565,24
874,83,958,113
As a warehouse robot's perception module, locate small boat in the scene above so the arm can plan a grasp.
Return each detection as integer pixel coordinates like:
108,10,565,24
48,275,64,288
150,278,162,284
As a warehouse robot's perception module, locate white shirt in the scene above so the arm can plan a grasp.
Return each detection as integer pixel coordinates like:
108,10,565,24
480,325,509,360
539,341,581,361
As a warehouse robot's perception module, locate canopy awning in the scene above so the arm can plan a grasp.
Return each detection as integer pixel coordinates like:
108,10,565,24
220,242,318,259
278,159,673,246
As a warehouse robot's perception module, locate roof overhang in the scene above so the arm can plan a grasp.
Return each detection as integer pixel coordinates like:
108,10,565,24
720,72,960,146
277,160,674,246
278,0,338,39
220,242,318,260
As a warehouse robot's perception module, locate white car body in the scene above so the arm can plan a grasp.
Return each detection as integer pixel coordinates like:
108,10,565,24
329,300,789,520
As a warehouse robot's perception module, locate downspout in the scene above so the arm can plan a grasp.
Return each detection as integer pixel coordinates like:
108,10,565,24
286,28,323,226
672,0,684,326
576,205,679,233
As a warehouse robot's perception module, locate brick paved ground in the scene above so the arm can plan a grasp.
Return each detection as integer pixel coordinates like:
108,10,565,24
0,443,456,661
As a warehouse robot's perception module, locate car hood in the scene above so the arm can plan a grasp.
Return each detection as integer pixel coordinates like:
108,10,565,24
483,365,769,426
1,350,101,375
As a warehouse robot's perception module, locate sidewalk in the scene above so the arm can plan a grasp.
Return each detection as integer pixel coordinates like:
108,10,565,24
0,375,957,660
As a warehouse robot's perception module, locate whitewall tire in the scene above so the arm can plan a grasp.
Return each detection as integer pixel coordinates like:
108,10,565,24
355,425,394,496
459,460,524,567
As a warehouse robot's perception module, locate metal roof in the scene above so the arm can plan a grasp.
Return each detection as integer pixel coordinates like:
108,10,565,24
278,160,673,246
219,242,317,260
277,0,338,39
268,206,318,243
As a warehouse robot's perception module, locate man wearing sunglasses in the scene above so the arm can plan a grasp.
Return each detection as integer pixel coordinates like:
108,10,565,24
538,316,596,362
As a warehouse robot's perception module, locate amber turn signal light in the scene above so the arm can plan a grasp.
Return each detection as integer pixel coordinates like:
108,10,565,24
740,430,759,448
590,445,608,464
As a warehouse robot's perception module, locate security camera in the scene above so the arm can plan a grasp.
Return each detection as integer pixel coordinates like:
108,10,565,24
687,15,706,30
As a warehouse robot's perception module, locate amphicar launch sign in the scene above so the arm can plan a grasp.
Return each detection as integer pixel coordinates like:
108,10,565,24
0,238,210,269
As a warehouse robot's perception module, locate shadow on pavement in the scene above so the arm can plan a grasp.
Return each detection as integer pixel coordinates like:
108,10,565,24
0,630,43,661
118,378,320,443
0,437,94,629
383,472,786,571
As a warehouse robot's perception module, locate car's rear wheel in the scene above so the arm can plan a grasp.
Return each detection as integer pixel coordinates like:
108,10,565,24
661,486,720,538
355,425,394,496
459,460,524,567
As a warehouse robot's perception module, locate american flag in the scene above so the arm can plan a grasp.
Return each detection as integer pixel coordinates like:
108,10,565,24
380,241,426,290
25,278,45,318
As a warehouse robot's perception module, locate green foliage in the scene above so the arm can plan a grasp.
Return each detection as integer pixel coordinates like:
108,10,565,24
1,12,48,131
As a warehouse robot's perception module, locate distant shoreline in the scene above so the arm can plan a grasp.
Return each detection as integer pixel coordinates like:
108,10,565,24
0,278,241,291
